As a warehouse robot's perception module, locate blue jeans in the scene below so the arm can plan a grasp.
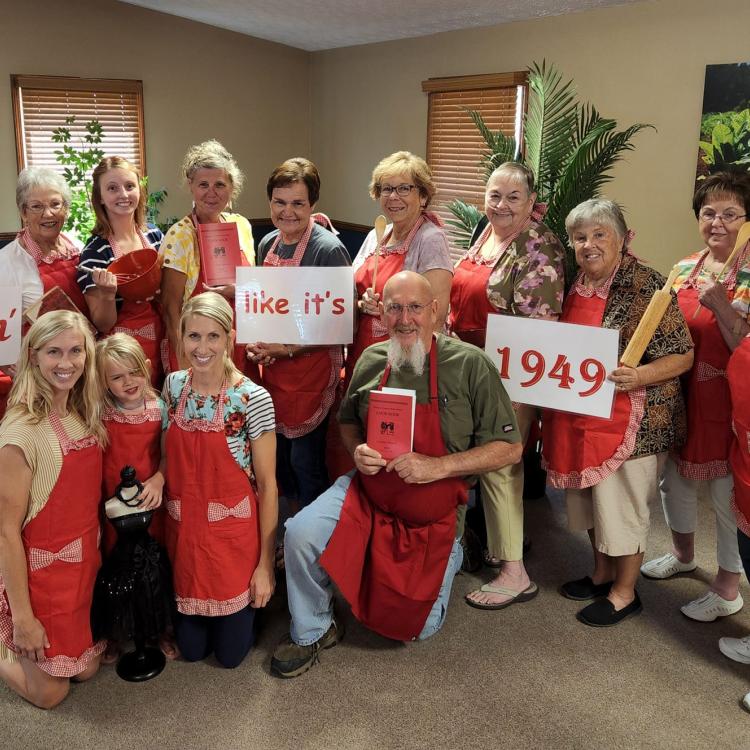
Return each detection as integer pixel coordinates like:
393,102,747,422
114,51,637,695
276,415,330,508
284,472,463,645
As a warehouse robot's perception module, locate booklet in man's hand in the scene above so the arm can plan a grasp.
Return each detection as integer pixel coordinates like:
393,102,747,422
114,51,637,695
366,387,416,460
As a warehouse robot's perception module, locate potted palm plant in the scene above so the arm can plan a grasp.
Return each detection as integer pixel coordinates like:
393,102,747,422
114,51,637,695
446,61,654,282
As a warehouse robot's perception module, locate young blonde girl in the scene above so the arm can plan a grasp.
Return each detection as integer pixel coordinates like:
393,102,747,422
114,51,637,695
96,333,167,552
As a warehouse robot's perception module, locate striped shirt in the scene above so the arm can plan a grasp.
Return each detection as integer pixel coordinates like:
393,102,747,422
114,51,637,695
76,227,164,299
0,411,93,525
163,371,275,477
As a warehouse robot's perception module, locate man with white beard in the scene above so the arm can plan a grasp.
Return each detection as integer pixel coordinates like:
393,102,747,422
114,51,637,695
272,271,522,678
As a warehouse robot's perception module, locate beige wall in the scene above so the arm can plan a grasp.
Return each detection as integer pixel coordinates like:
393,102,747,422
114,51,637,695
310,0,750,272
3,0,750,271
0,0,310,231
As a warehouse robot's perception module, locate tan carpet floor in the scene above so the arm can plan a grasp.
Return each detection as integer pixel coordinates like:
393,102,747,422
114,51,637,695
1,490,748,749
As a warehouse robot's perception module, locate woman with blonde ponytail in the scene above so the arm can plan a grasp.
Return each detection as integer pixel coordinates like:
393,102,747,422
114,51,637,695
0,310,105,708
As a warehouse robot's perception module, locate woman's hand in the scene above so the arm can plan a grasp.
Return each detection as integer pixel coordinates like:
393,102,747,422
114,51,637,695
202,282,235,300
246,343,276,366
249,562,275,608
359,287,381,316
13,615,49,662
91,268,118,295
609,365,640,392
138,472,164,510
698,278,731,315
0,364,16,379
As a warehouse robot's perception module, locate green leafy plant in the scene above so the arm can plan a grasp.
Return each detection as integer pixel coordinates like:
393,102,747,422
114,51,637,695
448,61,654,280
51,116,104,239
699,108,750,174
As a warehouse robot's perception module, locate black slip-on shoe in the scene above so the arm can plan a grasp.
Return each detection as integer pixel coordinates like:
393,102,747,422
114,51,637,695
576,592,642,627
559,576,614,601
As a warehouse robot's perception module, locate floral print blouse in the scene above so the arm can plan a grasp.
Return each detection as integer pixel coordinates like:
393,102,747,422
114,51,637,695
164,371,275,478
486,221,565,318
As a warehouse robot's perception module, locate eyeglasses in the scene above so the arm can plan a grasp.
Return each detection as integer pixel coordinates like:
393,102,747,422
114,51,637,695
25,200,65,214
379,184,416,198
698,208,746,224
384,302,430,317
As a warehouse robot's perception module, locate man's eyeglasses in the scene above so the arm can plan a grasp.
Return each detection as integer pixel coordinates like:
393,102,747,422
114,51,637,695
379,184,416,197
384,302,430,316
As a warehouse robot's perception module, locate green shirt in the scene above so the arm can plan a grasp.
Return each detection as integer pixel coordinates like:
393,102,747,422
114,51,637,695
340,335,520,535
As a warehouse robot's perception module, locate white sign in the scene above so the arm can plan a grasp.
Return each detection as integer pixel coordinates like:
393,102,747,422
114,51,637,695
235,267,353,345
485,314,619,418
0,287,23,366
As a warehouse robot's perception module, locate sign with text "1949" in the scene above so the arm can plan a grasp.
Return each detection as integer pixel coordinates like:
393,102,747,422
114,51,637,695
485,314,619,418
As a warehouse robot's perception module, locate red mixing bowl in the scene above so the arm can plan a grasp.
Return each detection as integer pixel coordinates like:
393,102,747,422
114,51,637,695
109,248,162,302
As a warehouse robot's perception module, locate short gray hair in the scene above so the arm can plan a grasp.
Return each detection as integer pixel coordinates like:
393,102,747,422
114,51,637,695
487,162,535,195
181,139,244,202
16,166,71,211
565,198,628,243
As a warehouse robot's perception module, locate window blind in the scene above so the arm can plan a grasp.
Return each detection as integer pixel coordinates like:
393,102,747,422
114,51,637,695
423,73,526,256
12,75,145,174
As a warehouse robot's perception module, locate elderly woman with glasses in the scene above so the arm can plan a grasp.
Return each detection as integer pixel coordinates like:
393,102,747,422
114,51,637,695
346,151,453,384
450,162,565,611
641,172,750,623
544,199,693,627
0,167,89,418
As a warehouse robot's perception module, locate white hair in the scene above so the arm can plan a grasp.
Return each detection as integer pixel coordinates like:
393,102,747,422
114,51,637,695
16,166,71,210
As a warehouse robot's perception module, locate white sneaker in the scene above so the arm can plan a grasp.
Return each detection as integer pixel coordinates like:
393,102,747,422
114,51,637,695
743,692,750,713
719,635,750,664
681,591,744,622
640,552,697,580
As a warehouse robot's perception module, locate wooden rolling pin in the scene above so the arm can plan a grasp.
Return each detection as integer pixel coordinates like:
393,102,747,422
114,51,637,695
620,266,681,368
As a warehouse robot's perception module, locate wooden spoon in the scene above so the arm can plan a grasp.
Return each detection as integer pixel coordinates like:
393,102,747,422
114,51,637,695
370,214,388,293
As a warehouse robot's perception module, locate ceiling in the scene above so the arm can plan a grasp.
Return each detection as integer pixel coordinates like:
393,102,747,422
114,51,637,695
117,0,642,52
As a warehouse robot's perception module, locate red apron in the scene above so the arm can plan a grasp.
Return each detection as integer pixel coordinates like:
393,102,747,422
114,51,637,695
102,401,165,552
36,256,90,320
543,287,645,489
261,219,342,438
0,414,104,677
166,220,258,384
674,261,734,480
449,258,496,348
728,335,750,535
164,375,260,616
320,340,467,641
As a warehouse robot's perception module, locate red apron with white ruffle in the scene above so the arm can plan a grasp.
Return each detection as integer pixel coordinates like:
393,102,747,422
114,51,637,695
164,375,260,616
320,341,467,641
728,335,750,536
543,288,645,489
102,402,165,552
0,414,105,676
674,267,734,480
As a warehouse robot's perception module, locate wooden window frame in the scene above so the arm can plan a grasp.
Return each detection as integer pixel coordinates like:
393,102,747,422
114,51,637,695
10,74,146,174
422,71,528,246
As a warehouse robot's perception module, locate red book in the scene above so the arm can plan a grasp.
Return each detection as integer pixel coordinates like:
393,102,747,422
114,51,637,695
23,286,96,336
197,222,247,286
366,387,415,460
